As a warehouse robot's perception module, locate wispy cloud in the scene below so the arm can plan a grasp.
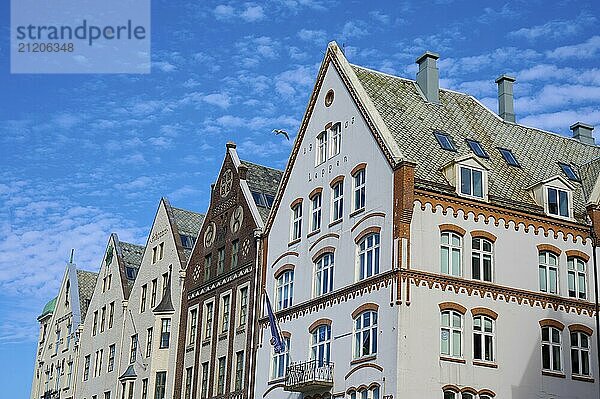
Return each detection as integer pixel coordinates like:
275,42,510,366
546,35,600,60
510,12,596,40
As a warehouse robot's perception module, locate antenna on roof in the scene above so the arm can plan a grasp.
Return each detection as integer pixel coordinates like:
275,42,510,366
69,249,75,264
342,42,346,55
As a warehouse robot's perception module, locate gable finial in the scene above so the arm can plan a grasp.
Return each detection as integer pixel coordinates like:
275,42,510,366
69,249,75,264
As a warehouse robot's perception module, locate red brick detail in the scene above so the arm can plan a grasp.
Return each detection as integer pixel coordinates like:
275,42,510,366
536,243,562,256
354,226,381,244
330,175,345,187
309,187,323,199
273,264,295,279
439,223,466,236
539,319,565,330
565,250,590,262
470,230,497,243
308,318,332,333
351,163,367,177
290,197,303,209
471,307,498,320
312,246,335,262
439,302,467,314
568,323,593,336
351,303,379,319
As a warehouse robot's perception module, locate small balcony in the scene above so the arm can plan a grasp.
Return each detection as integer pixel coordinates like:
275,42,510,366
284,360,334,393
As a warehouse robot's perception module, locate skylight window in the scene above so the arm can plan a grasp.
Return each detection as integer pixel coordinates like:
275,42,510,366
559,163,579,181
466,139,488,158
434,131,456,151
498,148,519,167
252,191,267,207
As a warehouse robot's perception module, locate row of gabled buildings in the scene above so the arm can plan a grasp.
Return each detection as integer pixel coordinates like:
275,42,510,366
31,42,599,399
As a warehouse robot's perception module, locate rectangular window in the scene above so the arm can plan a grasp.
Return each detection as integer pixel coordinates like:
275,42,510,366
109,301,114,329
127,382,134,399
204,254,212,281
83,355,90,381
541,326,562,372
108,344,115,372
231,240,239,269
567,257,587,299
205,302,214,339
291,203,302,240
559,162,579,181
441,310,462,358
239,286,248,327
316,131,327,165
466,139,489,158
498,148,519,166
571,332,591,376
141,378,148,399
276,271,294,311
434,131,456,151
152,246,158,264
217,247,225,274
201,362,209,399
329,123,341,157
151,279,157,307
357,233,380,280
353,169,366,211
314,253,334,296
162,273,168,296
160,319,171,349
354,311,378,359
539,252,559,294
159,242,164,260
547,187,569,217
311,193,322,232
235,350,244,391
473,316,495,362
100,306,106,333
93,311,98,336
221,295,230,333
140,284,147,313
66,323,72,349
66,361,72,388
130,334,138,364
154,371,166,399
97,349,103,376
471,237,493,282
217,357,226,395
55,328,61,354
441,232,462,277
460,166,483,198
332,181,344,222
189,309,197,345
184,367,193,399
271,337,290,380
146,328,153,357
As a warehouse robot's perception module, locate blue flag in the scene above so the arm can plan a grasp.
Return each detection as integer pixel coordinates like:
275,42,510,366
265,291,285,353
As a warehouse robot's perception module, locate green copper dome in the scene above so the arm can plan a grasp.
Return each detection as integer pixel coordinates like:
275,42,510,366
38,296,57,320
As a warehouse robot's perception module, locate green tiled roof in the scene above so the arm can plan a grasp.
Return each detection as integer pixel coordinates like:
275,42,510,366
352,65,600,222
241,160,283,223
76,270,98,322
38,296,57,320
119,241,144,298
172,207,205,238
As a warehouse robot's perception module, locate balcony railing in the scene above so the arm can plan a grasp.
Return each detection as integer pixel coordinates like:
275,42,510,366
284,360,334,392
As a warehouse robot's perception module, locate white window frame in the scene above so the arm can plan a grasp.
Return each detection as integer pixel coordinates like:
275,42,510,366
570,331,591,376
440,310,463,358
310,193,322,232
471,237,493,282
473,315,495,363
441,232,462,277
541,326,563,372
545,186,572,219
276,270,294,311
316,131,328,165
188,307,198,345
353,310,378,359
314,253,334,297
234,350,245,391
331,181,344,222
216,356,227,395
237,285,249,327
357,233,380,280
311,324,332,366
291,203,303,241
459,165,485,199
353,168,366,212
567,257,587,299
539,251,559,294
329,123,341,158
204,301,214,340
221,293,231,333
270,336,290,380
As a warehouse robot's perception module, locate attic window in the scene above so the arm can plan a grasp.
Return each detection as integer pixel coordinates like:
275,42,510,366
547,187,569,218
460,166,484,198
125,267,137,280
434,131,456,151
559,163,579,181
180,234,196,249
498,148,519,166
252,191,267,207
264,194,275,207
466,139,488,158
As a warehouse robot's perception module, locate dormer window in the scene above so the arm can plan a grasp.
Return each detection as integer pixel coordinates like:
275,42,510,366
460,166,483,199
316,131,327,165
547,187,569,218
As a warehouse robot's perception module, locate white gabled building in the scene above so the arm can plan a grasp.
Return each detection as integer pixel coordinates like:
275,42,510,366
118,198,204,399
30,257,97,399
76,233,144,399
254,42,599,399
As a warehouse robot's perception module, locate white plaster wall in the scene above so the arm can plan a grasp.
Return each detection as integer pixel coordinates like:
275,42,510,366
255,60,397,398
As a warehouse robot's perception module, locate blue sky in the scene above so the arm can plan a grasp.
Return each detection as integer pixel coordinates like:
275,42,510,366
1,0,599,396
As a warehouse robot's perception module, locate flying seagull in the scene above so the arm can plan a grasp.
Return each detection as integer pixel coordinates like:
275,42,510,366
273,129,290,140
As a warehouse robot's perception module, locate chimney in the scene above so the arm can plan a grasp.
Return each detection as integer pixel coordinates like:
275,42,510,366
226,141,236,149
570,122,595,145
416,51,440,103
495,74,516,123
238,164,248,180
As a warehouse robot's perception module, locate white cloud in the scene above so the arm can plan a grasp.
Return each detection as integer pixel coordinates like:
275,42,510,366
519,107,600,133
203,93,232,109
153,61,177,72
515,84,600,114
113,176,153,191
275,65,317,97
214,4,235,19
241,4,265,22
341,20,368,39
369,11,389,24
510,12,596,40
546,35,600,60
298,29,327,45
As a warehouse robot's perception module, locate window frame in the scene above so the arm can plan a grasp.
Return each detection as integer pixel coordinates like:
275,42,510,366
310,192,322,233
270,336,290,380
545,186,572,219
291,202,303,241
329,122,342,158
204,301,214,340
459,165,485,199
221,294,231,334
188,308,198,345
440,310,463,359
314,252,335,297
539,251,559,295
570,331,591,377
353,310,378,359
276,270,294,311
160,318,171,349
316,130,328,165
567,257,587,299
357,233,380,280
434,131,457,151
311,324,332,366
473,315,495,363
353,168,366,212
466,139,489,158
541,326,563,372
331,181,344,222
441,231,462,277
471,237,493,282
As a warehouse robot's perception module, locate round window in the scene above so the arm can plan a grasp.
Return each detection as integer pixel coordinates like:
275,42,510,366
324,89,334,107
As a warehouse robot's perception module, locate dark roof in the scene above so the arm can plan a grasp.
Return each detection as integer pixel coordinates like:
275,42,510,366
241,160,283,222
580,156,600,201
76,270,98,322
351,65,600,222
119,364,137,381
119,241,144,298
38,296,57,321
153,267,174,314
172,207,205,237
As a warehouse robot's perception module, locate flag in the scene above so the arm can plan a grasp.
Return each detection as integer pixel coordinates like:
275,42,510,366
265,290,285,353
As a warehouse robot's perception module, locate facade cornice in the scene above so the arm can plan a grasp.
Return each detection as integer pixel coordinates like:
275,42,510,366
187,264,253,300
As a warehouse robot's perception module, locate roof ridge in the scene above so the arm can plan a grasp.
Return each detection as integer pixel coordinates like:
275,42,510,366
240,159,284,172
171,206,204,216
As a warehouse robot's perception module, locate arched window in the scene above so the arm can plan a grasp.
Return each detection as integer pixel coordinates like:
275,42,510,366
353,310,378,359
570,331,591,376
316,131,328,165
310,324,331,366
567,257,586,299
443,389,458,399
314,253,334,296
541,325,562,372
473,315,495,362
291,202,302,241
276,270,294,311
331,181,344,222
471,237,493,282
441,232,462,276
539,251,558,294
357,233,380,280
348,385,380,399
353,168,366,211
271,335,290,380
310,192,322,232
329,122,342,157
441,310,463,358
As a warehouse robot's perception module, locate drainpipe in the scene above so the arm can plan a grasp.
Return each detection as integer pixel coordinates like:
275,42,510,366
591,237,600,397
247,228,262,399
